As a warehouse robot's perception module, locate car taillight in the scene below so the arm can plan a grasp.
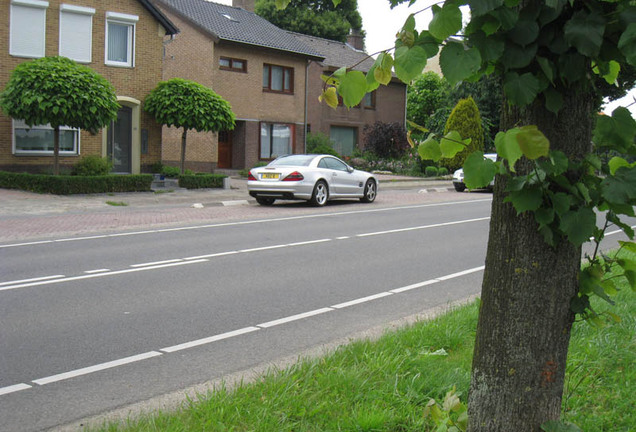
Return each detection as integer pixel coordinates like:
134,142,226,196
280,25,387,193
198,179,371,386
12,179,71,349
282,171,304,181
247,171,257,181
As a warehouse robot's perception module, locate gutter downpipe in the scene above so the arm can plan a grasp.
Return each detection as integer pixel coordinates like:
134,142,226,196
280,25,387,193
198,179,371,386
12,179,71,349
304,59,311,153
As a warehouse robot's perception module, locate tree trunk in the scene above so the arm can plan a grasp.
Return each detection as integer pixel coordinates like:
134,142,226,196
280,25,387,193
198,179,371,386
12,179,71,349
53,126,60,175
180,129,188,175
467,88,596,431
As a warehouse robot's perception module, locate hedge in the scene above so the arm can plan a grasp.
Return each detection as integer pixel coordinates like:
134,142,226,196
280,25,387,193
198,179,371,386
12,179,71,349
0,171,153,195
178,174,226,189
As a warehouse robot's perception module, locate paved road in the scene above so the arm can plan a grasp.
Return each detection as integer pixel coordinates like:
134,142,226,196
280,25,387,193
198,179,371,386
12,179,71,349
1,184,492,432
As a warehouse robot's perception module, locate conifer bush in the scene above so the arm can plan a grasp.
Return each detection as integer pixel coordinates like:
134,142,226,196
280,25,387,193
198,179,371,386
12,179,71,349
442,97,484,171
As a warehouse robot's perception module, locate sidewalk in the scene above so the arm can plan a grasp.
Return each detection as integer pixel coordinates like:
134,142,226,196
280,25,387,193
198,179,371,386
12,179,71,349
0,175,453,242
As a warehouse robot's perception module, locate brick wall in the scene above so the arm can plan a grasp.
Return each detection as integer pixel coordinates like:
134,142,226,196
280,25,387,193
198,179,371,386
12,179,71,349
0,0,168,173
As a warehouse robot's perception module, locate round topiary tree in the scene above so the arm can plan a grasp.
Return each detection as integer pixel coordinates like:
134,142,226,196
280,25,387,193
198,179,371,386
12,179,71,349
144,78,236,175
441,97,484,171
0,56,119,175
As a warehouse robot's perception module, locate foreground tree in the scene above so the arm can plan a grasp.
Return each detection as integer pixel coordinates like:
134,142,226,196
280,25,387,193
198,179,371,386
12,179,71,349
145,78,236,175
0,56,119,175
315,0,636,429
255,0,363,42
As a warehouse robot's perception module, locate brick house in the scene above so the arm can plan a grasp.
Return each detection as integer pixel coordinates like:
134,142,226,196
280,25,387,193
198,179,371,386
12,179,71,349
153,0,324,171
292,32,408,157
0,0,178,174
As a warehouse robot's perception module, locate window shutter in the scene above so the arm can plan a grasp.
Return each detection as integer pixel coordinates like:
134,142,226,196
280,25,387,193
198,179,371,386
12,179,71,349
59,6,94,63
10,2,48,58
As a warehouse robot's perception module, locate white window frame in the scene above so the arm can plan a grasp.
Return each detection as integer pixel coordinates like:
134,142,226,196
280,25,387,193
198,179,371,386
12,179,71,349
9,0,49,59
105,12,138,68
12,119,81,156
59,4,95,63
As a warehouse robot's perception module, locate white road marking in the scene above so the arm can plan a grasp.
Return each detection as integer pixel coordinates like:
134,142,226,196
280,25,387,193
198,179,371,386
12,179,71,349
160,327,261,353
357,217,490,237
239,245,288,253
130,259,183,268
0,240,53,248
84,269,111,274
183,251,240,260
32,352,163,386
336,236,350,240
331,292,393,309
0,275,64,287
390,279,440,294
438,266,486,281
287,239,331,247
257,308,334,328
0,383,31,396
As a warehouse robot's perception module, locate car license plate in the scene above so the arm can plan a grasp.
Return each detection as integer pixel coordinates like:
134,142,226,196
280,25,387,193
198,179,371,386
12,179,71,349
261,173,280,180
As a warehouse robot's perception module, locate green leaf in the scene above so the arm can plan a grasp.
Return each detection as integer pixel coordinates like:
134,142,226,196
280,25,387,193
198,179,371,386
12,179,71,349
504,187,544,214
618,23,636,66
418,135,442,162
464,151,497,189
601,166,636,205
503,72,540,106
429,3,463,41
495,128,523,172
593,60,621,85
319,87,338,108
373,53,393,85
502,41,537,69
469,0,504,17
543,87,563,114
593,107,636,152
339,71,367,108
440,130,468,158
560,207,597,246
535,207,555,226
608,157,634,175
564,10,605,58
394,46,428,83
536,56,555,84
618,240,636,254
508,17,539,46
440,43,482,86
516,126,550,159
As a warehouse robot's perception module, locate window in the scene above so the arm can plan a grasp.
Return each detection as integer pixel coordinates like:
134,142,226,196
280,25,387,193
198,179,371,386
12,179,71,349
59,4,95,63
220,57,247,72
263,64,293,94
261,123,292,159
13,120,80,155
362,91,376,109
318,157,349,172
105,12,138,67
330,126,357,157
10,0,48,58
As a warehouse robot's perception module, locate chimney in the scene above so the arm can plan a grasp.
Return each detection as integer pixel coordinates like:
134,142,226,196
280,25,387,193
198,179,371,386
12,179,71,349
346,29,365,52
232,0,255,12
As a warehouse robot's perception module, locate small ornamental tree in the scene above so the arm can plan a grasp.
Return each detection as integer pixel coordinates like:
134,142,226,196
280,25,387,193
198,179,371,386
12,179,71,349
0,56,119,175
441,97,484,171
144,78,236,174
363,121,409,159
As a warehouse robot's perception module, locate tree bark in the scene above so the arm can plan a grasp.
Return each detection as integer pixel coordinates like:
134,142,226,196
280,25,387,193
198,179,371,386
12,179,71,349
180,129,188,175
467,88,596,431
53,126,60,176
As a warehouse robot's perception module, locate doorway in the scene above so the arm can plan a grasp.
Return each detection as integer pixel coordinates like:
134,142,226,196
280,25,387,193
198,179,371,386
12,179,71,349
218,130,232,168
107,106,133,173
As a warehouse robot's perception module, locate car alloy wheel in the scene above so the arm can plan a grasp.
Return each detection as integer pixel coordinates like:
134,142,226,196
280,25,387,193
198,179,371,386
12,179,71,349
310,180,328,206
360,179,377,203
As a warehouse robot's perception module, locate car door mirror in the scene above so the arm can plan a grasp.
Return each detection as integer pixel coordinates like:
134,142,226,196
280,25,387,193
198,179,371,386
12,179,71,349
347,165,354,173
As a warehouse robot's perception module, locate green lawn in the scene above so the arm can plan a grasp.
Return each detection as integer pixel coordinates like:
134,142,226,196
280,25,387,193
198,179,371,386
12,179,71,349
95,268,635,431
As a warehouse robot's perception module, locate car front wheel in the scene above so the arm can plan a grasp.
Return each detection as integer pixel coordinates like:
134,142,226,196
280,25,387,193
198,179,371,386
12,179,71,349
360,179,377,203
454,183,466,192
309,180,328,206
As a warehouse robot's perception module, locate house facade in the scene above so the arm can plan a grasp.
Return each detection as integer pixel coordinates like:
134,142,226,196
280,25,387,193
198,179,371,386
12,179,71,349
154,0,324,171
0,0,178,174
293,32,408,157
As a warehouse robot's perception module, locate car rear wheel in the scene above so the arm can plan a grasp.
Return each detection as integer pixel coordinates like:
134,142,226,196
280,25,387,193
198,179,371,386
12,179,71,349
360,179,377,203
256,197,275,206
310,180,328,206
454,183,466,192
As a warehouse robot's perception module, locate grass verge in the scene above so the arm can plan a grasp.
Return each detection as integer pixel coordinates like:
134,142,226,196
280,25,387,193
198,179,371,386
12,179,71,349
94,267,634,431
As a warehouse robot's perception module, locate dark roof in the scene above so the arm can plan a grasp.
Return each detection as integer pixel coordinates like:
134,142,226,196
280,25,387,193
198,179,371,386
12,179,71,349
138,0,179,35
154,0,324,59
291,32,375,72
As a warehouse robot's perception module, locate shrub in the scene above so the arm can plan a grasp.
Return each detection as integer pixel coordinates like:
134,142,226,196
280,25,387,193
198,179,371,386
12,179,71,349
438,167,449,176
178,174,226,189
0,171,152,194
72,155,113,176
442,97,484,171
363,122,409,159
161,165,192,178
306,132,340,157
150,161,164,174
425,166,439,177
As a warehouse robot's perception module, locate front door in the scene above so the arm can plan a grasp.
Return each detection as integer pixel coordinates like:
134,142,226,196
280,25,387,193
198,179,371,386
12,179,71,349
107,106,132,173
218,130,232,169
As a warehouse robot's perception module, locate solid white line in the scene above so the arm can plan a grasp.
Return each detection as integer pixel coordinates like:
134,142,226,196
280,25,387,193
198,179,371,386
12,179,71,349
32,352,163,386
84,269,111,274
130,259,182,268
0,275,65,287
108,231,158,237
357,217,490,237
437,266,485,281
287,239,331,247
183,251,240,260
55,235,108,242
390,279,440,294
160,327,260,353
331,292,393,309
0,240,54,248
0,260,208,292
257,308,333,328
0,383,32,396
240,244,288,253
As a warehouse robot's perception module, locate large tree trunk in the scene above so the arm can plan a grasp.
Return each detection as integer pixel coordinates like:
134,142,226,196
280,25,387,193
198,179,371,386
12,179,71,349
53,126,60,175
467,88,596,431
180,129,188,175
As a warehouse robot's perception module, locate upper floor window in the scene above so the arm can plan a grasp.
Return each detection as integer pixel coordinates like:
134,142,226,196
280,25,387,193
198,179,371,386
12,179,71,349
105,12,138,67
220,57,247,72
362,91,376,109
13,119,80,155
9,0,48,58
263,64,293,94
59,4,95,63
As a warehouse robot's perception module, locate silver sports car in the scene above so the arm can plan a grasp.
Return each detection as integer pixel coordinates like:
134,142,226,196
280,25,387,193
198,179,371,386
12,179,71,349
247,154,377,206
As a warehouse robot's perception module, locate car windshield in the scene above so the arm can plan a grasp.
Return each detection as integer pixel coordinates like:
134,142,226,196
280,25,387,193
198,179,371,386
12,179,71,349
269,155,315,167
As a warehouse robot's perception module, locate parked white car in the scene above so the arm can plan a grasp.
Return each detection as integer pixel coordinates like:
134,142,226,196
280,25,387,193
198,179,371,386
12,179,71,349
247,154,377,206
452,153,497,192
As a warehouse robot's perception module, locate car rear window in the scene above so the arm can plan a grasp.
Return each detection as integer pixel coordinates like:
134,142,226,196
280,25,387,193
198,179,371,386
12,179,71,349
269,155,314,167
